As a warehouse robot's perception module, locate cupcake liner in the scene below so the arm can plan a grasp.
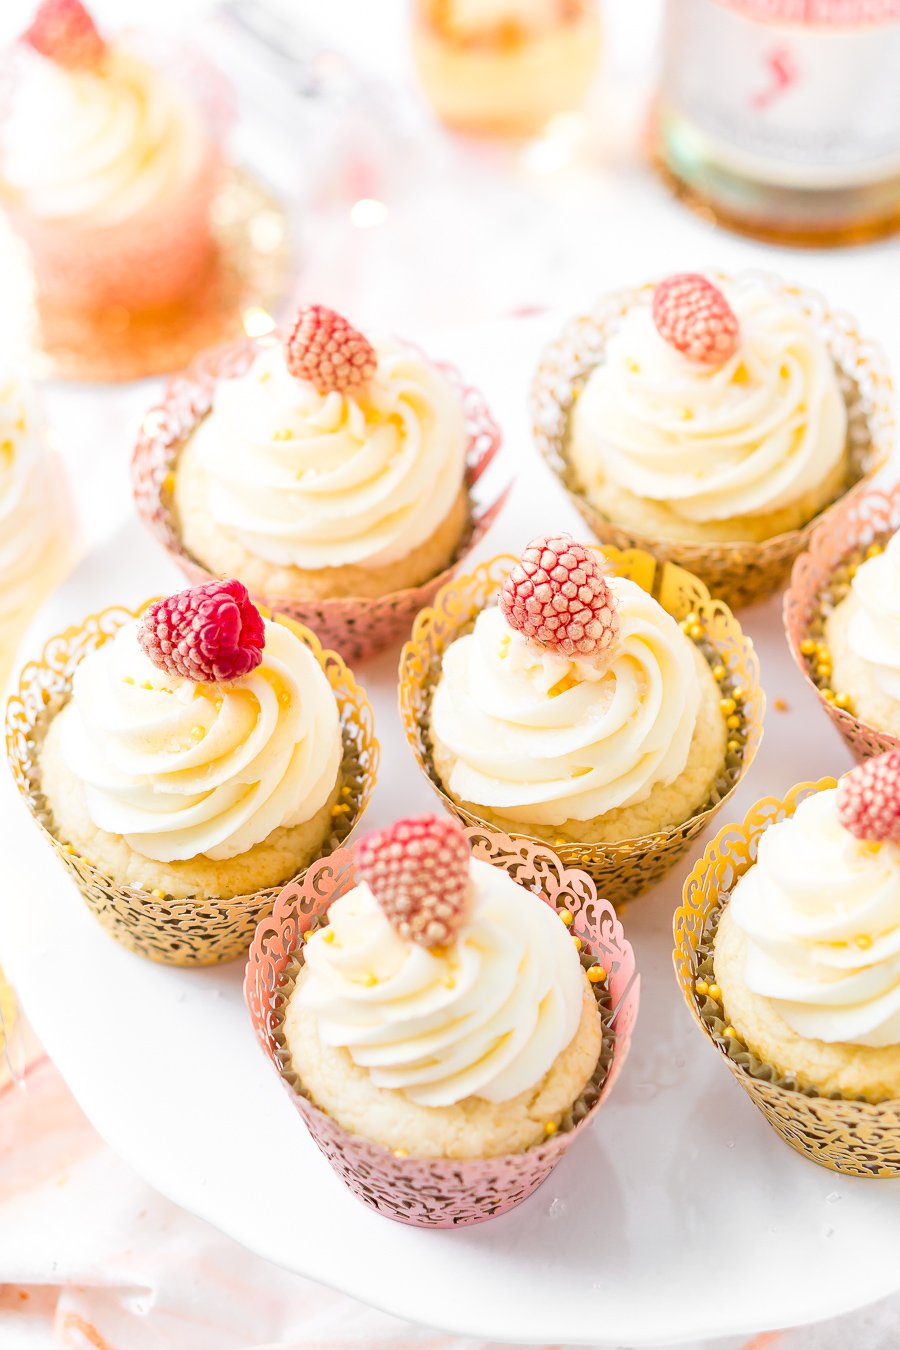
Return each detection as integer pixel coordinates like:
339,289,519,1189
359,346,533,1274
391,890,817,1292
674,779,900,1178
785,483,900,764
6,604,379,968
530,272,894,610
398,547,764,907
132,338,507,662
244,828,639,1227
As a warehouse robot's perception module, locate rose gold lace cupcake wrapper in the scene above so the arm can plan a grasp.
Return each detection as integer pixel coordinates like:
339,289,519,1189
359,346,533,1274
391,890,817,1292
244,828,639,1227
531,272,894,610
132,337,507,662
5,605,379,967
784,483,900,764
674,780,900,1177
399,548,764,907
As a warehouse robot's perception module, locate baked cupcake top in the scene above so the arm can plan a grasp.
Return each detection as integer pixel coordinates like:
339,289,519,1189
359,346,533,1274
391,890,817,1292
846,531,900,701
0,371,61,626
569,273,847,525
3,0,209,228
430,534,703,827
59,581,341,864
187,305,467,572
728,754,900,1048
295,815,586,1107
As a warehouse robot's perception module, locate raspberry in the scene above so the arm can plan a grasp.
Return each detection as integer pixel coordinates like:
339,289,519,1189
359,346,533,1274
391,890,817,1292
499,533,619,662
652,273,740,366
138,580,266,684
285,305,377,395
22,0,105,69
358,815,471,948
836,752,900,845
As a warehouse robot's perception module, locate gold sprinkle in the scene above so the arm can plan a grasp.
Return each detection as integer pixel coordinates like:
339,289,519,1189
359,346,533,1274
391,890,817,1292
341,785,352,798
866,542,883,558
707,983,721,1001
260,370,272,384
141,681,154,691
151,888,166,900
774,697,789,712
572,935,582,951
302,929,313,941
363,974,377,987
799,638,817,656
723,1026,737,1040
719,697,737,716
726,714,741,730
559,908,574,926
731,686,745,701
162,472,176,496
727,739,741,753
587,965,606,983
272,427,295,441
191,725,205,741
443,975,456,989
215,699,223,711
543,1121,558,1137
695,979,709,996
554,837,567,848
393,1148,408,1158
548,673,578,698
331,804,350,817
123,676,135,686
323,929,336,944
856,934,873,950
64,844,76,855
834,692,853,711
712,665,726,681
822,688,836,704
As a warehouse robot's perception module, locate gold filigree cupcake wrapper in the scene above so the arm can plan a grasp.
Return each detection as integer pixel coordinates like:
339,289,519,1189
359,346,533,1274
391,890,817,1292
398,547,764,907
784,483,900,764
132,338,508,664
530,272,894,610
244,828,640,1227
6,604,379,967
674,779,900,1178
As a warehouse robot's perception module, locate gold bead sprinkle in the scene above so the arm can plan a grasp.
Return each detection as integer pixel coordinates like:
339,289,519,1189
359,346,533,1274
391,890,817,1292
712,665,727,681
695,978,709,996
723,1026,737,1039
393,1148,408,1158
726,715,741,730
707,983,721,1001
855,934,873,950
727,739,741,753
799,638,817,656
774,697,789,712
572,935,582,951
719,697,737,716
834,692,853,711
151,888,166,900
543,1121,558,1137
587,965,606,983
559,908,574,926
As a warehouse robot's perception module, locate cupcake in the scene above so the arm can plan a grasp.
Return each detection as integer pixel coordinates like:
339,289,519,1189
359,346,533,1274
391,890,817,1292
246,816,638,1225
532,272,893,607
1,0,223,315
133,305,504,661
400,535,763,904
785,484,900,764
675,760,900,1177
8,579,377,964
0,369,73,687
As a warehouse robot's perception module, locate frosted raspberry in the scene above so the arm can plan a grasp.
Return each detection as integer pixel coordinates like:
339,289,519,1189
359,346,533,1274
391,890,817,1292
358,815,471,948
499,533,619,663
22,0,105,69
138,580,265,684
285,305,377,394
836,752,900,845
652,273,740,366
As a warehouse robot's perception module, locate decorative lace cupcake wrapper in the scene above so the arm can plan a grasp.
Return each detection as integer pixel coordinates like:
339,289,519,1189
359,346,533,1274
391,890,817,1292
784,483,900,764
244,828,639,1228
398,548,764,908
674,780,900,1178
5,604,379,967
132,338,508,663
530,272,894,610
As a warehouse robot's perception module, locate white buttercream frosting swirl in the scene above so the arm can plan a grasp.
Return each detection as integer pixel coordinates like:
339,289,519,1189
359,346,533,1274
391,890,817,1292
190,340,467,570
431,575,701,826
60,618,341,863
296,858,584,1107
570,277,847,523
729,789,900,1048
0,375,68,645
847,531,900,702
2,45,208,227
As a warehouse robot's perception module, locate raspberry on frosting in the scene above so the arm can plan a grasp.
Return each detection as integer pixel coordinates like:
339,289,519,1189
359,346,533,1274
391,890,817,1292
652,273,740,367
22,0,105,69
358,815,471,948
138,580,266,684
499,533,619,663
285,305,378,395
836,751,900,845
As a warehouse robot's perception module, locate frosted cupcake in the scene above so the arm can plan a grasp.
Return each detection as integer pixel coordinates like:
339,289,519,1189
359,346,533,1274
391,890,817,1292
532,272,891,608
0,370,72,687
429,534,728,845
820,530,900,737
9,579,377,964
714,760,900,1101
1,0,223,314
283,815,605,1159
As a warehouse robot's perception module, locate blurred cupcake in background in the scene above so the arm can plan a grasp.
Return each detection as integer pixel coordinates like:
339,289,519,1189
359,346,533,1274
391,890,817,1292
0,367,73,687
532,272,893,607
133,305,505,662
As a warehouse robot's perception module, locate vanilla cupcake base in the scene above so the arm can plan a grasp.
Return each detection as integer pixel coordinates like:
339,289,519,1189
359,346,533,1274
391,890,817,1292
285,977,603,1159
429,644,727,845
714,903,900,1101
825,591,900,738
40,709,341,902
568,445,850,546
174,435,471,601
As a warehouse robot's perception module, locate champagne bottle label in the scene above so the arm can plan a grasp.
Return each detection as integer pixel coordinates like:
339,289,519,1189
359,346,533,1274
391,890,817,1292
661,0,900,187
